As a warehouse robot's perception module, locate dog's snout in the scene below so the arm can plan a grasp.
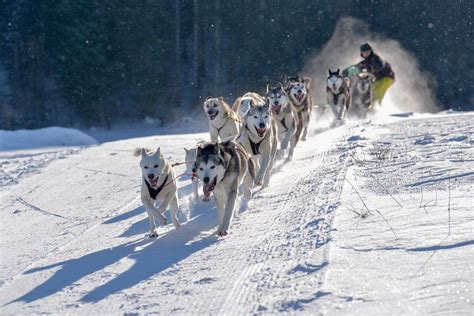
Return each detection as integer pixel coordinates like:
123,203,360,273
147,174,154,179
259,123,265,128
274,101,279,106
207,110,213,115
203,176,210,184
297,89,302,93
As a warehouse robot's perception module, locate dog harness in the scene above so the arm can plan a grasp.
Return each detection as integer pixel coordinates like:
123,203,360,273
245,124,265,155
280,118,288,132
145,174,169,200
214,117,229,135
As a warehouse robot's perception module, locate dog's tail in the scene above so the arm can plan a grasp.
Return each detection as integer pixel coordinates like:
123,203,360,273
133,147,152,157
247,157,257,184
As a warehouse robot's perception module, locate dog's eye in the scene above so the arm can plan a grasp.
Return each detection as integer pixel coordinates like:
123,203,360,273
199,167,203,171
213,104,217,108
264,116,268,119
144,166,148,169
154,164,158,168
254,116,258,119
210,166,215,169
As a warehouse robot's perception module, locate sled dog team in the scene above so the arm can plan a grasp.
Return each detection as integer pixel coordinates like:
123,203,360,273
136,71,375,237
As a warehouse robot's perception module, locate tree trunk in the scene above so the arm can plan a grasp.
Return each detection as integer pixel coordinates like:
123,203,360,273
175,0,181,107
193,0,199,106
214,0,221,93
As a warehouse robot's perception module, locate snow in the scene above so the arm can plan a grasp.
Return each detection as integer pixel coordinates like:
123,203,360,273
0,127,98,151
0,112,473,314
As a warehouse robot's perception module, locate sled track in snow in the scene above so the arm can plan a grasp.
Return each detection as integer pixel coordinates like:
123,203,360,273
186,126,353,314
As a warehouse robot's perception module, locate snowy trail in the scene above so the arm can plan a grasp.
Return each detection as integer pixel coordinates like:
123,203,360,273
1,112,473,314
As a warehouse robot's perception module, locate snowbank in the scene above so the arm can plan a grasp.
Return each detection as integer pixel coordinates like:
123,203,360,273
0,127,98,151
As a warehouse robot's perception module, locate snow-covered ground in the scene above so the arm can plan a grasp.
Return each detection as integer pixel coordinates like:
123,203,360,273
0,112,473,314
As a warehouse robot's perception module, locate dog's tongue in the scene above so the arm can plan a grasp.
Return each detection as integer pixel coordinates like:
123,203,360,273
257,128,266,135
203,185,212,198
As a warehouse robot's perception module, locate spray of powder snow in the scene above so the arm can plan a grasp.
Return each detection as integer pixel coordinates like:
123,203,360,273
305,17,439,123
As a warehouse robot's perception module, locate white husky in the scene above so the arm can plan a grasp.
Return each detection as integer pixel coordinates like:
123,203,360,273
204,96,241,141
134,147,180,237
238,102,277,187
266,83,298,160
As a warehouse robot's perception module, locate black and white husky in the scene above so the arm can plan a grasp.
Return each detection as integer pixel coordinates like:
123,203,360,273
266,83,298,160
194,141,256,237
238,102,278,188
326,69,351,120
134,147,180,237
285,75,312,141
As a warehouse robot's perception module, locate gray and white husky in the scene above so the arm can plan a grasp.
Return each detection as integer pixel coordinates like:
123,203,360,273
237,102,278,187
351,71,373,114
194,141,256,237
266,83,298,160
204,96,241,141
285,75,312,141
326,69,351,120
134,147,180,237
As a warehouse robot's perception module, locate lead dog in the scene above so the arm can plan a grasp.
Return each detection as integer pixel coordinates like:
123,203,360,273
266,83,298,160
238,101,277,187
204,96,240,141
194,141,255,236
134,147,180,237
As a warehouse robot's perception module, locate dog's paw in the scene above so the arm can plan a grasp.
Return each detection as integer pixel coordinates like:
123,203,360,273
149,230,159,238
217,230,228,237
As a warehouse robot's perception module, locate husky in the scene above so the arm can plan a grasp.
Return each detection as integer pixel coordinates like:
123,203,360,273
183,147,200,201
204,96,241,141
232,92,265,119
238,102,277,187
194,141,256,236
326,69,351,120
266,83,298,160
351,71,373,115
285,75,312,141
134,147,180,237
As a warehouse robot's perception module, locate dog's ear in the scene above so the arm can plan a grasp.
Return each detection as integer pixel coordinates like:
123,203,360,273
218,96,224,102
141,148,147,157
336,68,340,74
266,83,270,95
328,69,332,76
205,95,212,101
303,77,312,86
183,147,189,153
155,147,161,157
